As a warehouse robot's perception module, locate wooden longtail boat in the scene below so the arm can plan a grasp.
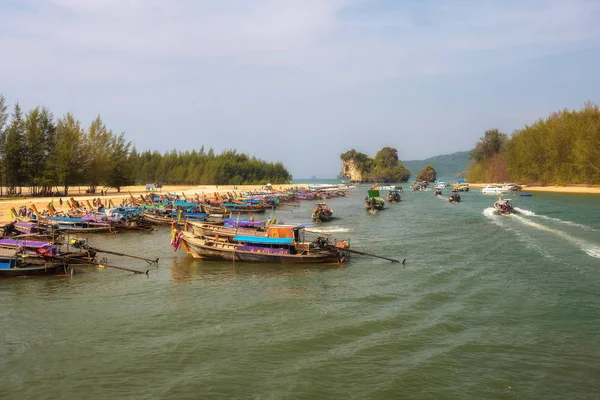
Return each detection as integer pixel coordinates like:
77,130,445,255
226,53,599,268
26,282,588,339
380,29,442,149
46,217,113,233
185,221,266,238
494,194,514,215
386,190,401,202
365,190,385,211
222,203,267,214
0,248,65,277
143,213,177,226
448,191,461,203
175,225,342,263
311,202,333,222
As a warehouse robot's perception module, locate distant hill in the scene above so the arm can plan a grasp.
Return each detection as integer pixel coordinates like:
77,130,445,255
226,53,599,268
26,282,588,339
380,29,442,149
403,151,471,180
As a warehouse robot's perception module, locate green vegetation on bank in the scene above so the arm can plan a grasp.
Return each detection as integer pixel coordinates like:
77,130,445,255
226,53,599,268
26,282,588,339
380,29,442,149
0,95,291,195
467,102,600,184
340,147,410,182
403,151,470,180
416,165,436,182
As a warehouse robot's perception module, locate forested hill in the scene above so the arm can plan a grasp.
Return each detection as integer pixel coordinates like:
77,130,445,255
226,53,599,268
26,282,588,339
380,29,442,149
403,151,470,179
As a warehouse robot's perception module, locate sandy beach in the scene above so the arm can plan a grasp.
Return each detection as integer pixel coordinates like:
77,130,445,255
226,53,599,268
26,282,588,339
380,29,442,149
0,184,306,225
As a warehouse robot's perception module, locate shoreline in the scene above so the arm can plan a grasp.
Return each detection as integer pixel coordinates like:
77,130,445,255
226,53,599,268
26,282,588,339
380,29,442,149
468,183,600,194
0,184,309,225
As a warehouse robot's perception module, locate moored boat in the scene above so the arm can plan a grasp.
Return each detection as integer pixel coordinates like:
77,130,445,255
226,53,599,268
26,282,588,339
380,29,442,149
176,224,342,263
0,248,65,277
481,185,506,194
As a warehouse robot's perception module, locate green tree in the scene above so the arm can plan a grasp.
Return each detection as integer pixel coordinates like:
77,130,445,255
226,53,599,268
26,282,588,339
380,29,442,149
55,113,85,195
4,103,25,193
470,129,508,162
107,133,133,192
83,116,113,193
0,95,9,194
416,165,436,182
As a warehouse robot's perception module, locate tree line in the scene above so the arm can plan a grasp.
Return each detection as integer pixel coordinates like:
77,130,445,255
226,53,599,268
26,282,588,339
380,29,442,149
467,102,600,184
0,95,291,195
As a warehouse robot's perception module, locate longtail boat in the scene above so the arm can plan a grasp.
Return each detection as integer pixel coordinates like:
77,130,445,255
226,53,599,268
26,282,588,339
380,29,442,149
178,233,340,263
311,202,333,222
387,190,401,202
41,216,113,233
185,220,266,238
0,248,65,277
222,203,267,214
365,190,385,211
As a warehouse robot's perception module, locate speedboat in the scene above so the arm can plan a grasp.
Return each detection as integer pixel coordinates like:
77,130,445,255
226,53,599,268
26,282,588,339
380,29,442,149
436,181,446,189
494,195,514,215
481,185,506,194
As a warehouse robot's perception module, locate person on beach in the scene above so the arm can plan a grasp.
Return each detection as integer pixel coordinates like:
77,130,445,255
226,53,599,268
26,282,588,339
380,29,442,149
59,198,63,206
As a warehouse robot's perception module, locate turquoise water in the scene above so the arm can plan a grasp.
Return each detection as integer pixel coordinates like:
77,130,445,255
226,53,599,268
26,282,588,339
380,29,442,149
1,186,600,399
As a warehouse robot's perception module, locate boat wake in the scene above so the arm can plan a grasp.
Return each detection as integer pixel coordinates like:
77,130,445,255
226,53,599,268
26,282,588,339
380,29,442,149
482,208,555,259
514,207,598,232
511,214,600,259
309,227,350,234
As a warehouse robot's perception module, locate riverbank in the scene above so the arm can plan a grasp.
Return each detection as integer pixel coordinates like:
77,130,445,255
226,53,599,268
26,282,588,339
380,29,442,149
0,184,307,224
469,183,600,194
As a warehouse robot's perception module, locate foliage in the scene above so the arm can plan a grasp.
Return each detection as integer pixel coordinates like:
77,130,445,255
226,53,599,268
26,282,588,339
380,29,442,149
416,165,436,182
0,94,293,195
340,147,410,182
403,151,471,180
468,102,600,184
470,129,508,162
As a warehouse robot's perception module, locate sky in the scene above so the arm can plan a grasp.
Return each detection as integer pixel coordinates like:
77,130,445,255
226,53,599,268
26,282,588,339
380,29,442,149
1,0,600,178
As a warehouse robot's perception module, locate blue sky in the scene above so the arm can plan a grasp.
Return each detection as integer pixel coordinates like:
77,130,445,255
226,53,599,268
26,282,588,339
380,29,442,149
1,0,600,178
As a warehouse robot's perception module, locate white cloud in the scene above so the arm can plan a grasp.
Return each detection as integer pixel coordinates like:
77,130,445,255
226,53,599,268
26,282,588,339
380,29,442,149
1,0,599,176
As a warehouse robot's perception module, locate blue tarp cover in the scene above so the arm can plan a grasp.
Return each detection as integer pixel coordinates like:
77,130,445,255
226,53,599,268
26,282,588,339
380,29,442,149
47,216,86,222
171,212,207,217
233,236,293,245
173,201,198,207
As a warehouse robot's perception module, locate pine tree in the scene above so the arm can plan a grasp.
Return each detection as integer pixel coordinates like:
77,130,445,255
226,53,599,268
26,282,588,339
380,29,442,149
4,103,25,193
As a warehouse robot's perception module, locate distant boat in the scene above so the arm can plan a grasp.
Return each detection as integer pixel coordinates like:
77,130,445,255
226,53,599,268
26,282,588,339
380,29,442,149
365,190,385,211
312,202,334,222
433,188,443,196
494,194,514,215
448,191,461,203
387,190,401,202
481,185,506,194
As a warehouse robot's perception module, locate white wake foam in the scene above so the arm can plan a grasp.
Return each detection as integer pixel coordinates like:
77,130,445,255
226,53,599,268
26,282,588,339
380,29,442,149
512,214,600,259
309,227,350,233
514,207,597,231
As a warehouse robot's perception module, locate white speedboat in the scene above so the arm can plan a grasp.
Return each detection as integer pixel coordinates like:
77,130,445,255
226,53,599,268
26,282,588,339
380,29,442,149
481,185,506,194
436,181,446,189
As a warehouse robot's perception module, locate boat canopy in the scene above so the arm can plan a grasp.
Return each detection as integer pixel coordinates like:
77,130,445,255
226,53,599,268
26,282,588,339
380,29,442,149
368,189,380,198
173,201,198,207
234,236,294,245
46,216,87,223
